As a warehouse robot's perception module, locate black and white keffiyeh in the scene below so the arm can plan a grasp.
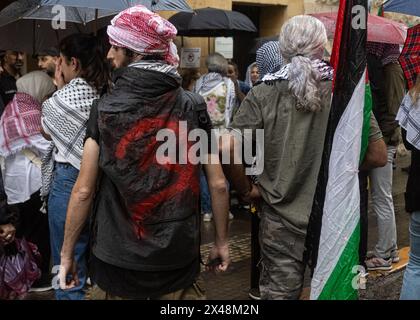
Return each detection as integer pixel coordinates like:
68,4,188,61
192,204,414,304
40,78,99,196
256,41,284,80
129,60,180,77
396,93,420,151
261,59,334,83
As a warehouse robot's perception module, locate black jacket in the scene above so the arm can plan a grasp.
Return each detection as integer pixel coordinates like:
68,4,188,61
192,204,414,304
402,129,420,213
89,65,210,271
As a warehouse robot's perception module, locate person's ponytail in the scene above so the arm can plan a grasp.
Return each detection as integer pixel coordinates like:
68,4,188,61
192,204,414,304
279,15,328,112
288,55,322,112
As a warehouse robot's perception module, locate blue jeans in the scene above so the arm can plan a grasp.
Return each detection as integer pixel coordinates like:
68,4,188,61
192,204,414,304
48,163,89,300
400,211,420,300
200,170,212,214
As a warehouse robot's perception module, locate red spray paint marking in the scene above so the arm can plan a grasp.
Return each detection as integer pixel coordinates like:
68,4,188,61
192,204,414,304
115,115,199,239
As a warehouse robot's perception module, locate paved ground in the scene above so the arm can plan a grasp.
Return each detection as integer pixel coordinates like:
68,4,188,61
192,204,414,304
25,151,412,300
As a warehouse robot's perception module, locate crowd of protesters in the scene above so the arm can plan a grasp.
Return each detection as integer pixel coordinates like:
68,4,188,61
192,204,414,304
0,5,419,301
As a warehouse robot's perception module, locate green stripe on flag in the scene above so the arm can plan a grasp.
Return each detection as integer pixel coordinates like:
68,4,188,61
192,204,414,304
318,222,361,300
360,83,372,163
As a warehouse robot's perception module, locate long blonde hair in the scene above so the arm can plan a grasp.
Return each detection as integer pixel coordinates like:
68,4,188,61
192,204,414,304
409,74,420,104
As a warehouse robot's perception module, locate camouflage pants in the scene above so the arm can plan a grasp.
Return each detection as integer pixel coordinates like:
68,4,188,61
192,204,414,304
259,205,306,300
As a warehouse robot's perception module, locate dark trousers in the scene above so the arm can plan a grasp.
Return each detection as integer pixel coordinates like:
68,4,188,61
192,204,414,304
14,191,51,275
251,210,261,290
359,171,369,268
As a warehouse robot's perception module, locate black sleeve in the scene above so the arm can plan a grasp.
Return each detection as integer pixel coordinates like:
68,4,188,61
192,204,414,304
401,128,414,151
85,99,100,144
367,54,388,131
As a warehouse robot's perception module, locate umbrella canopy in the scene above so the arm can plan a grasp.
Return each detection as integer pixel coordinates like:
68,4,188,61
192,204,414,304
41,0,193,12
0,0,110,53
399,24,420,89
0,0,193,53
0,0,117,26
384,0,420,18
311,11,407,45
168,7,257,37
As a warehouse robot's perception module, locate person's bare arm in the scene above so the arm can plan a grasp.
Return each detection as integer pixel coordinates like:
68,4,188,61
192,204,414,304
59,138,99,289
219,133,260,203
40,127,52,141
203,154,230,273
360,138,387,171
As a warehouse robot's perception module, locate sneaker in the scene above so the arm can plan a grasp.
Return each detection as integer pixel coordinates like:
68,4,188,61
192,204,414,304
229,212,234,220
29,278,53,293
248,288,261,300
242,204,250,210
388,251,400,263
203,213,212,222
365,257,392,271
367,250,400,263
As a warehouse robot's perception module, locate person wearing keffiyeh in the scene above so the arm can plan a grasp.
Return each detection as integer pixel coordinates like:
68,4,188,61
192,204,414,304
0,71,55,290
256,41,285,81
398,74,420,299
58,5,230,300
220,15,335,300
41,33,109,300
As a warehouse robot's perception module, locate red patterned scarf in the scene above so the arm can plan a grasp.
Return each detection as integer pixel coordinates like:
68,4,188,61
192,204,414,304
0,93,42,157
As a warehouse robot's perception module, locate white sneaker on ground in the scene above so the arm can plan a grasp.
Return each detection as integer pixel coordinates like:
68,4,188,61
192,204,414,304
203,213,212,222
28,284,53,293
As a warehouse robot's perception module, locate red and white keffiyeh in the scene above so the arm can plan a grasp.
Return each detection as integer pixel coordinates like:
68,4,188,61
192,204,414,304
0,93,43,157
107,5,179,67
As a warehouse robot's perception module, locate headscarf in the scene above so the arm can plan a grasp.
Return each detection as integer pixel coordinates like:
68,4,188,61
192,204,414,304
16,71,56,104
107,5,179,67
256,41,284,80
0,93,43,157
245,62,258,87
278,15,328,112
367,41,401,66
0,71,55,157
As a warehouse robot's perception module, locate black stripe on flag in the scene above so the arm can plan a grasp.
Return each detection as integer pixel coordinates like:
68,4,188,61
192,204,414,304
304,0,367,273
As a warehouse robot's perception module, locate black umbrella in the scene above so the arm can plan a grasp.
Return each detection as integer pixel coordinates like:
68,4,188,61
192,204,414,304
0,0,111,54
168,7,257,37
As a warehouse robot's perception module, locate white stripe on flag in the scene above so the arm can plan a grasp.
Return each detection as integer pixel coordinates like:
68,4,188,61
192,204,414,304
310,70,366,300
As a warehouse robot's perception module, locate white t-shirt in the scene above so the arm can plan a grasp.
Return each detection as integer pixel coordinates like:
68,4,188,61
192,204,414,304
1,139,50,204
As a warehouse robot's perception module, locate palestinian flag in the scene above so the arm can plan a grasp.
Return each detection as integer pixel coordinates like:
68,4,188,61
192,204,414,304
378,4,384,17
305,0,371,300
